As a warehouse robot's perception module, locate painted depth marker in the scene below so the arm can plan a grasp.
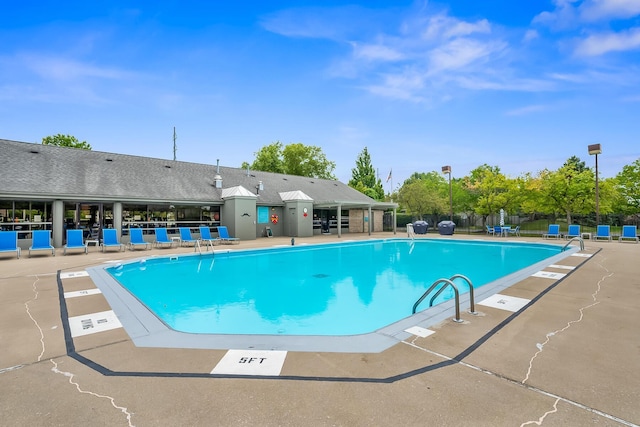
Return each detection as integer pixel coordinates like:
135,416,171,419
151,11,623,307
211,350,287,376
405,326,435,338
64,288,102,299
548,264,575,270
59,271,89,279
68,310,122,337
532,271,566,280
478,294,531,312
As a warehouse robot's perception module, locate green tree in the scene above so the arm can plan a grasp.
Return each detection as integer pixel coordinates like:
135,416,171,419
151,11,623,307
41,134,92,150
564,155,587,173
244,142,285,174
282,143,336,179
244,141,336,179
397,172,448,220
614,158,640,215
536,158,597,223
348,147,384,201
464,165,518,225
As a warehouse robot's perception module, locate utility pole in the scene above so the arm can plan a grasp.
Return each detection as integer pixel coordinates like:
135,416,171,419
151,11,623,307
173,127,177,161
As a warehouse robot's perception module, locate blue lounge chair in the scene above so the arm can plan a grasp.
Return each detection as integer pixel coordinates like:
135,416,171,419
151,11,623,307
619,225,638,243
179,227,197,247
154,228,176,248
199,226,220,249
29,230,55,257
543,224,561,239
128,228,151,250
593,225,612,242
217,225,240,244
0,230,21,259
64,229,88,255
102,228,124,252
493,225,502,237
486,225,494,235
565,224,581,240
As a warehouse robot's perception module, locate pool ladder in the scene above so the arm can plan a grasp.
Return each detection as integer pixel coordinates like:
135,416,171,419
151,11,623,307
407,223,415,240
412,274,477,323
562,237,584,251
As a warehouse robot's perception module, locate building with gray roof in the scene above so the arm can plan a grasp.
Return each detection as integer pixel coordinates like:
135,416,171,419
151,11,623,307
0,139,397,248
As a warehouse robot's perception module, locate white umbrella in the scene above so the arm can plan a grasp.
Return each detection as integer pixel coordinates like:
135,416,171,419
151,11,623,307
500,209,505,226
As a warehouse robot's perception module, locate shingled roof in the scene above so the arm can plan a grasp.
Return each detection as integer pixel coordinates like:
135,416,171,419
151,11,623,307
0,139,395,209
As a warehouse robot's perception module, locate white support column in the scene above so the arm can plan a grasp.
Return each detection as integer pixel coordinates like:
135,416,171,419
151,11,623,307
52,200,64,247
393,207,397,235
337,204,342,238
113,202,123,233
368,206,372,236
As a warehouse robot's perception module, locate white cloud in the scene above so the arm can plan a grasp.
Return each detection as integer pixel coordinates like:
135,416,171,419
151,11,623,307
428,38,505,73
364,72,425,102
419,14,491,41
574,27,640,55
455,76,555,92
523,29,539,42
533,0,579,30
19,54,133,81
351,42,404,62
260,6,375,40
534,0,640,28
579,0,640,21
505,104,548,116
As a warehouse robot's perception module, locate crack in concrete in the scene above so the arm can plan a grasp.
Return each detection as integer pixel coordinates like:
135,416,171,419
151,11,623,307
520,398,559,426
50,359,135,427
24,275,45,362
403,340,638,426
25,272,136,426
401,258,639,427
522,266,613,384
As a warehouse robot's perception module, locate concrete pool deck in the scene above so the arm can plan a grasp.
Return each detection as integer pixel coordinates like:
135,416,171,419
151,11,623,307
1,232,638,426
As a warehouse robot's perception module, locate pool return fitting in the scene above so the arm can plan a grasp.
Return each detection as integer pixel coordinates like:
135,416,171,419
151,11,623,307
412,274,477,323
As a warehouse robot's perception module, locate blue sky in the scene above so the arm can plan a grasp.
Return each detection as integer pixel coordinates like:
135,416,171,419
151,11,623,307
2,1,639,190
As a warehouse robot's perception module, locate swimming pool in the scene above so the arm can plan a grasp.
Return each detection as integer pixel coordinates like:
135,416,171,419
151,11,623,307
100,239,567,341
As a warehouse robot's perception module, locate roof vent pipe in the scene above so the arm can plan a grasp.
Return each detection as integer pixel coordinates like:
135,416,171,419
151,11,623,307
216,159,220,173
246,164,250,177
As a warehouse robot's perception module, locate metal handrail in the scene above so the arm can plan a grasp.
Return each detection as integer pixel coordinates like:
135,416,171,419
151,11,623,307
445,274,477,315
562,237,584,251
407,223,415,240
412,278,462,323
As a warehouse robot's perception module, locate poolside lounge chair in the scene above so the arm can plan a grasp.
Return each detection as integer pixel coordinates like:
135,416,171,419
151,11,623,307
0,230,21,259
506,225,520,237
102,228,125,252
63,229,88,255
593,225,612,242
493,225,502,237
565,224,581,240
154,228,176,248
486,225,494,235
29,230,55,257
179,227,197,247
128,228,151,250
619,225,639,243
217,226,240,244
199,226,220,249
543,224,561,239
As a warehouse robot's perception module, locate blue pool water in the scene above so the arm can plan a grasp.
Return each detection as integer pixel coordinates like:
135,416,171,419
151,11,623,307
106,239,562,336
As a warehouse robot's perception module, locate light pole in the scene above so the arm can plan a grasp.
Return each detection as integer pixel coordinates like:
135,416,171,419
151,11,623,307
442,165,452,221
588,144,602,225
